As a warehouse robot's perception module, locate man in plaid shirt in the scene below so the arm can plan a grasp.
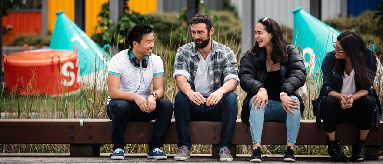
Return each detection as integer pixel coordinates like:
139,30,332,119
173,13,239,162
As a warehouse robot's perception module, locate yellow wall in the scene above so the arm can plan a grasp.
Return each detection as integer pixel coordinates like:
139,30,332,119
129,0,157,14
48,0,75,34
47,0,157,36
85,0,109,36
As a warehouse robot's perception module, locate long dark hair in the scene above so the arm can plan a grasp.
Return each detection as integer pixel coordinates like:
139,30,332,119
335,30,373,88
249,17,288,63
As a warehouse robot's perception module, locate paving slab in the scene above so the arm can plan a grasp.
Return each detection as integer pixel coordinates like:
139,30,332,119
0,154,382,163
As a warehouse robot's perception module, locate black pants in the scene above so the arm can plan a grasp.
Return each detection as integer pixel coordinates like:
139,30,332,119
320,96,374,133
107,99,173,150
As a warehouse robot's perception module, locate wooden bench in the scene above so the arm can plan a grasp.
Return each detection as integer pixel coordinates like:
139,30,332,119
0,119,382,159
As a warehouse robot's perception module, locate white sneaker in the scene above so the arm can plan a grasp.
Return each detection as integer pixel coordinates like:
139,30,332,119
219,146,233,161
174,146,190,161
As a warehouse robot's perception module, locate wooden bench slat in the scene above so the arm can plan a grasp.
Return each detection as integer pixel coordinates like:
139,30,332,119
1,119,382,146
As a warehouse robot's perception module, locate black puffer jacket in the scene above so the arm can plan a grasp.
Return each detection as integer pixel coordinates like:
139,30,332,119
239,45,307,124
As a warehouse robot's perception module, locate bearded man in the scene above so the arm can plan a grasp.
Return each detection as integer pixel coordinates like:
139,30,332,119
172,13,239,162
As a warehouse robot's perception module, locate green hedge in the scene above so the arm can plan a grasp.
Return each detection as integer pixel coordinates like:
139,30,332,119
324,11,383,58
91,10,242,52
7,34,51,47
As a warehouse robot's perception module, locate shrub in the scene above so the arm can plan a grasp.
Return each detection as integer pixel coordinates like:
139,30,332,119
147,10,242,50
324,11,383,58
91,1,154,51
324,11,381,37
148,12,187,50
8,34,51,47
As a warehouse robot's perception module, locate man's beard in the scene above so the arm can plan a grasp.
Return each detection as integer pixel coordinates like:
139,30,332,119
195,36,210,49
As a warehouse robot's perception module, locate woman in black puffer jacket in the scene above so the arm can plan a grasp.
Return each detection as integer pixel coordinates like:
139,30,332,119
239,17,306,163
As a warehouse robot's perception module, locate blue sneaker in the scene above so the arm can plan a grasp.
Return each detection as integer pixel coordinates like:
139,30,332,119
147,148,167,160
111,148,124,160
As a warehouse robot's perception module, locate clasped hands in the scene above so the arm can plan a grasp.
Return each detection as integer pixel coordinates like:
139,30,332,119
135,95,157,113
187,90,224,106
340,94,353,109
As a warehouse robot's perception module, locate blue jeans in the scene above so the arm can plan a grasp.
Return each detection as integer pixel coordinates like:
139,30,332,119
107,99,173,150
249,96,301,144
174,91,238,149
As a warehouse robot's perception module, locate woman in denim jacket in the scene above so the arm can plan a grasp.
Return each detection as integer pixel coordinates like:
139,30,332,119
312,30,382,162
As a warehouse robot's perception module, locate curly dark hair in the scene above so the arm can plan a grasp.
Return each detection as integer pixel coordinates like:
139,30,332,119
334,30,374,88
127,24,153,49
250,17,288,63
189,13,213,31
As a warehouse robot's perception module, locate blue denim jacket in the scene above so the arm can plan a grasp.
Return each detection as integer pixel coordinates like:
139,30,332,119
312,51,382,128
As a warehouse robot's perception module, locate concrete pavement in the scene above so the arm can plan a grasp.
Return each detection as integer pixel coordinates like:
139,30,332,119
0,153,382,163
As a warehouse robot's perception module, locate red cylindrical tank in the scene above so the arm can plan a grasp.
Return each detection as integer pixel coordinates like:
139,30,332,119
3,45,81,96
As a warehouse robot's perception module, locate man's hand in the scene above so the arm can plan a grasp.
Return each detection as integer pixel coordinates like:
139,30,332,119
146,95,157,113
280,94,299,114
135,95,149,112
186,91,205,105
206,90,224,106
252,88,268,110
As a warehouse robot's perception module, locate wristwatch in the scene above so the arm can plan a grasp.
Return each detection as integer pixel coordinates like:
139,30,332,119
280,92,287,97
150,92,158,100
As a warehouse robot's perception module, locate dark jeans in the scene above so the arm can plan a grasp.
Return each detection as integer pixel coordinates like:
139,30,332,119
174,91,238,149
107,99,173,150
320,96,374,133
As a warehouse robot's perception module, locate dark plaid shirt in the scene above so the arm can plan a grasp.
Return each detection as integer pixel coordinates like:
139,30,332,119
173,40,239,91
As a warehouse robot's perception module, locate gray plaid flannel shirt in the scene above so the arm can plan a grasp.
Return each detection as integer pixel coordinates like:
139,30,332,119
173,40,239,91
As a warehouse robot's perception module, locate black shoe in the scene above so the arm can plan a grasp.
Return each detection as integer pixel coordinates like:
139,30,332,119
327,139,348,162
352,139,366,162
250,147,262,163
283,146,296,162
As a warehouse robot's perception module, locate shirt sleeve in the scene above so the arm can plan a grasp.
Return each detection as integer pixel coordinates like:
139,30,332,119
223,48,240,85
173,47,191,80
152,56,164,76
108,54,121,76
321,52,336,96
